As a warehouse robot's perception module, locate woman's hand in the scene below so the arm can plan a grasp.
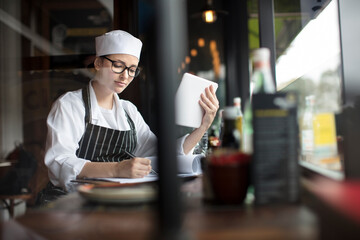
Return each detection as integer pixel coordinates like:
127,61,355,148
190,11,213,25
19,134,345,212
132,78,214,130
199,85,219,130
78,158,152,180
182,85,219,154
117,157,152,178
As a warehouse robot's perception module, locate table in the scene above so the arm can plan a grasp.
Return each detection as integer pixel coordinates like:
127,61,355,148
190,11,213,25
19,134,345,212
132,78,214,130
302,176,360,240
0,177,319,240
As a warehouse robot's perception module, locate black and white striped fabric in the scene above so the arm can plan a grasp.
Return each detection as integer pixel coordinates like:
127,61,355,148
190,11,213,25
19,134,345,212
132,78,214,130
76,85,137,162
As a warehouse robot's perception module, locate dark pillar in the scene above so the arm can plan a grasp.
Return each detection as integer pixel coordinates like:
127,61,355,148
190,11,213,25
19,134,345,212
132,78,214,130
154,0,188,239
224,0,250,108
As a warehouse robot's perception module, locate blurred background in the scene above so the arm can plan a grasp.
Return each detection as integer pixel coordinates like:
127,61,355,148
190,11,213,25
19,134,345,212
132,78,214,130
0,0,350,210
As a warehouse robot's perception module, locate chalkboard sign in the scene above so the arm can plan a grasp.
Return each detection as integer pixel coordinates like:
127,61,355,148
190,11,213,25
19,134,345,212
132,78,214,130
252,92,299,204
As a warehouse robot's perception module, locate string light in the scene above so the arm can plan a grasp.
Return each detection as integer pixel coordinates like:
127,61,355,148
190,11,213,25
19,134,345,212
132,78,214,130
198,38,205,47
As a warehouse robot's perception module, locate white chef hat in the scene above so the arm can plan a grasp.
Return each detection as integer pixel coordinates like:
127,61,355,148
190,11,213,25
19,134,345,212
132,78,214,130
95,30,143,60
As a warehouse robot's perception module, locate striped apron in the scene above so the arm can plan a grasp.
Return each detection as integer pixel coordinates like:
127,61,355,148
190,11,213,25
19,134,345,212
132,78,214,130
37,86,138,205
76,85,137,162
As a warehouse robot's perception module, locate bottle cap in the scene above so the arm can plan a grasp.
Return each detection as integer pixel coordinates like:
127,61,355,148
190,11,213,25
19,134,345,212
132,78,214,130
233,97,241,106
223,106,238,119
252,48,270,62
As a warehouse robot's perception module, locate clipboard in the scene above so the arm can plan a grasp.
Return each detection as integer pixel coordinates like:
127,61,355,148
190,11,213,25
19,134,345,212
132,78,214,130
175,73,218,128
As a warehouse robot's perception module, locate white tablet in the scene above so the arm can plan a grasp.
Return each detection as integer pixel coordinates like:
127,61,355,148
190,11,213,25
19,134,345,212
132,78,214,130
175,73,218,128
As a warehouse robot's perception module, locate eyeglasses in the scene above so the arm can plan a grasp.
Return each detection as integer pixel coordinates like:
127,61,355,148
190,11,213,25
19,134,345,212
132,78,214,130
102,56,140,77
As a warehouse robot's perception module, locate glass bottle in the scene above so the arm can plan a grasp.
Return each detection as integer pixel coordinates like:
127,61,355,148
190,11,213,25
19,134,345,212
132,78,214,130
194,132,208,155
233,97,243,139
242,100,253,154
301,95,315,162
251,48,275,94
312,104,339,168
242,48,275,154
220,106,241,149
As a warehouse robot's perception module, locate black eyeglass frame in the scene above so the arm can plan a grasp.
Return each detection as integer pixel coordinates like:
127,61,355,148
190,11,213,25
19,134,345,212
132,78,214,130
102,56,140,77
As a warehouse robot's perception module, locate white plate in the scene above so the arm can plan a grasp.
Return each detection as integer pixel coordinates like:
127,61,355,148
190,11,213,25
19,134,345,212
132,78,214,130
78,183,157,204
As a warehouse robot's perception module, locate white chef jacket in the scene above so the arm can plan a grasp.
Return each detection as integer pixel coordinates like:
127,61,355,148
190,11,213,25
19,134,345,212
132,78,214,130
45,82,190,190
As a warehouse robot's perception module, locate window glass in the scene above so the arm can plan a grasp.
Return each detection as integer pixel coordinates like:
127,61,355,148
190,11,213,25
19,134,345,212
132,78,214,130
274,0,343,177
0,0,113,199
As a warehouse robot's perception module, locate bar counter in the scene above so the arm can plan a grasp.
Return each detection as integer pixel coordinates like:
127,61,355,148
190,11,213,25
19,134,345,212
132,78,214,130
0,177,320,240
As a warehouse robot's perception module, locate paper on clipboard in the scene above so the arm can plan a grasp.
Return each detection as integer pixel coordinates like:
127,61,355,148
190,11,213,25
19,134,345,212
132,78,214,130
147,154,203,174
175,73,218,128
87,154,204,184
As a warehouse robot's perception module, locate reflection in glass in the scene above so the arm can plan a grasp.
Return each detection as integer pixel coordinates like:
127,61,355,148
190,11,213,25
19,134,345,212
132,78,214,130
274,0,343,175
0,0,114,202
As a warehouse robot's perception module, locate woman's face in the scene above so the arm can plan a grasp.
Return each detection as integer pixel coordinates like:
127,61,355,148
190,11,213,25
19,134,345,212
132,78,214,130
94,54,139,94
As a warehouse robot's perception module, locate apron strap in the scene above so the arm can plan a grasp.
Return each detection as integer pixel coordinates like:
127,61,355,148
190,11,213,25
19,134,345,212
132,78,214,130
81,85,91,124
81,83,135,130
124,110,136,130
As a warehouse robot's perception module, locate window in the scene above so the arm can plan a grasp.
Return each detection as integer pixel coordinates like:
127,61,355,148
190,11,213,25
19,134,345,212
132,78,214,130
273,0,343,178
0,0,114,200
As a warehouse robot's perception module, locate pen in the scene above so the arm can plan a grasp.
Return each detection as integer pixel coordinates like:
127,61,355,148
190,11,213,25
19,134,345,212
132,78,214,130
124,150,159,176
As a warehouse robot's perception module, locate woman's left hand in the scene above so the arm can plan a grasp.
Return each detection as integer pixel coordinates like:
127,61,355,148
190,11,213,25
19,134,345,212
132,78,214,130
182,85,219,154
199,85,219,130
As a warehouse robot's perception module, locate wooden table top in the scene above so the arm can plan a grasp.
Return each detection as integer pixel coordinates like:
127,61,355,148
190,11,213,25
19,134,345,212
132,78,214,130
0,178,318,240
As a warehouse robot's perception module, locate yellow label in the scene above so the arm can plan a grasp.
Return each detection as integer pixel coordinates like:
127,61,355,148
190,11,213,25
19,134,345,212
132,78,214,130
236,116,243,135
313,113,337,145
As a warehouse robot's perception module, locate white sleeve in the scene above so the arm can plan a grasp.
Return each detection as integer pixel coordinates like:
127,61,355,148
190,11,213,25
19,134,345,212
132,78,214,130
176,133,193,155
44,95,89,191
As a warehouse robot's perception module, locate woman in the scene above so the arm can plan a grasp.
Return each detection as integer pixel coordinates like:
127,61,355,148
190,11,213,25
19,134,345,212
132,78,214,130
44,30,219,191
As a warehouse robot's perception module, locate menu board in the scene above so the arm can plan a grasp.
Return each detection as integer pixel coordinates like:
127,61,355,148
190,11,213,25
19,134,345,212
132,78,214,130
252,92,299,204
